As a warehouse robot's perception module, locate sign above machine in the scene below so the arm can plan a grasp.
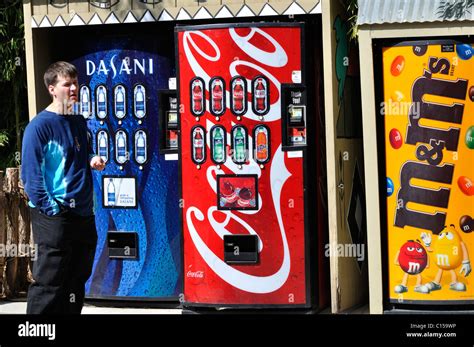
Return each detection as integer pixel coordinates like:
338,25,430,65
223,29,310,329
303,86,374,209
29,0,322,28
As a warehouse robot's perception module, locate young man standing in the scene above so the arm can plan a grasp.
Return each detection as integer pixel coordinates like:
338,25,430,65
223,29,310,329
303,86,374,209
21,61,105,314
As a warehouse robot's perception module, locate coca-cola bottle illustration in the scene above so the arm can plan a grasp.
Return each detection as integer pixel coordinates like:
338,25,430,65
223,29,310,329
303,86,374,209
211,78,224,115
255,79,265,111
191,78,204,116
192,127,205,163
255,126,268,162
253,76,268,115
233,83,244,112
231,76,247,116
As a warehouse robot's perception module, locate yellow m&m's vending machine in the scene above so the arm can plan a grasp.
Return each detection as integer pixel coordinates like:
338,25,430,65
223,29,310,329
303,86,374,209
380,40,474,307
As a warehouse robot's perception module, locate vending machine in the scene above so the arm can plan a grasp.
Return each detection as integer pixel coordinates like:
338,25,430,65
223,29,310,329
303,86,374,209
71,34,182,300
176,23,313,307
379,39,474,307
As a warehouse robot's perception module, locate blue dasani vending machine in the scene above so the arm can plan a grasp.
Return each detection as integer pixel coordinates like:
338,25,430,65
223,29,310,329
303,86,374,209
72,34,182,301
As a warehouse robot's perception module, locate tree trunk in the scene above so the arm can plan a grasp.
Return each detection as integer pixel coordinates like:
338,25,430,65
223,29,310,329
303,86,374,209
4,168,20,297
14,75,21,159
0,171,5,298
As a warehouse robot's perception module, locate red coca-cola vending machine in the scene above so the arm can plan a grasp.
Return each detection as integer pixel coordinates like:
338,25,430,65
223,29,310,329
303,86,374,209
176,23,313,308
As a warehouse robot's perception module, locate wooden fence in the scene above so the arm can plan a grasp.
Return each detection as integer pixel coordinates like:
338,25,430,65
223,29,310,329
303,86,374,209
0,168,34,299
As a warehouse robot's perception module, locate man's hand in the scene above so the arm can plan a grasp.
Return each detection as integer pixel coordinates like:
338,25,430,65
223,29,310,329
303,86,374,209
90,156,106,171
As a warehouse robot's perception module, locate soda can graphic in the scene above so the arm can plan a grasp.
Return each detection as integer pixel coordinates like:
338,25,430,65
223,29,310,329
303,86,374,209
96,84,108,119
80,85,91,119
211,125,226,164
114,84,127,119
96,130,109,163
133,84,146,119
252,76,270,116
231,125,248,164
191,125,206,164
115,129,129,164
230,76,247,116
190,77,205,117
210,77,225,117
134,129,147,165
253,125,270,164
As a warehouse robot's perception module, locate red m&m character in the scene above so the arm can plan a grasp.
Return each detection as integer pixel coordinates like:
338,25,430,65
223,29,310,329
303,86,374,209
398,240,428,274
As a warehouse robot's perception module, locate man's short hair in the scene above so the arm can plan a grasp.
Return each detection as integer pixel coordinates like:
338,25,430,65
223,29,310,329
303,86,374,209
43,61,77,89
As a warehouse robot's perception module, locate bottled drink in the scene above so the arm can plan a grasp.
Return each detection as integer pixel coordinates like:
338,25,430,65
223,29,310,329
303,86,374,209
193,129,204,162
255,78,266,112
81,87,90,118
108,179,115,206
233,82,244,112
234,127,245,163
192,81,203,114
213,128,224,163
212,81,223,114
98,131,108,162
135,85,145,118
168,130,178,148
115,86,125,118
97,86,107,118
117,131,127,162
136,131,146,164
256,127,268,161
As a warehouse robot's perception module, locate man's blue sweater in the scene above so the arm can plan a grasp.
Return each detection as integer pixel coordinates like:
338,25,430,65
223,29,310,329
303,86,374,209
21,110,94,216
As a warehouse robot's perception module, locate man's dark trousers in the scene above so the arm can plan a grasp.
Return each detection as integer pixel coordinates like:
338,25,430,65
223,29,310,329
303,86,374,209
27,208,97,314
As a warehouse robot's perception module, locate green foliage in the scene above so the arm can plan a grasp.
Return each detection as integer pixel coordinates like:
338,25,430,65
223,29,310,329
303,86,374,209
0,0,27,170
346,0,359,41
437,0,474,19
0,0,25,83
0,130,8,147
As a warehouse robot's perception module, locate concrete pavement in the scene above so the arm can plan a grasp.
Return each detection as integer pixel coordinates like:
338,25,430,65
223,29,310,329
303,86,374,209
0,300,182,314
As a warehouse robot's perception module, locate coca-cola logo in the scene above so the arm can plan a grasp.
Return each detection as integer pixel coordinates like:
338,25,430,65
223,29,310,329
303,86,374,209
186,270,204,278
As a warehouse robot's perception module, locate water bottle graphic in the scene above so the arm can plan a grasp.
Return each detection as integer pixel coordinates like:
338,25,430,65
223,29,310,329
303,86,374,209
97,130,109,163
212,126,225,164
96,85,107,119
135,130,147,164
134,85,146,118
116,130,128,164
107,178,116,206
114,85,126,119
80,86,91,118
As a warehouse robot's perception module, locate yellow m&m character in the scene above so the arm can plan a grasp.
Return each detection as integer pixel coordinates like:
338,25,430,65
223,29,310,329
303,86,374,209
420,225,471,292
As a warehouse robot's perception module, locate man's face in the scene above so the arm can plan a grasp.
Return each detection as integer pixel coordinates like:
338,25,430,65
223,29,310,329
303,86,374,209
49,74,78,110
